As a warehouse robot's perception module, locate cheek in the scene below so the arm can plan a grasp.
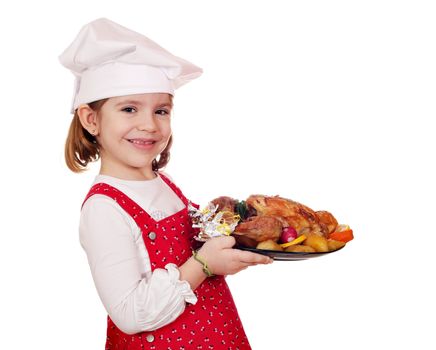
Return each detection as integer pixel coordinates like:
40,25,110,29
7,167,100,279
159,123,172,150
161,120,172,137
104,120,131,137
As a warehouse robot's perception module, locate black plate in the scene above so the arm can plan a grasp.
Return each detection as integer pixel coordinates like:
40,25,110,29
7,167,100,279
234,245,344,261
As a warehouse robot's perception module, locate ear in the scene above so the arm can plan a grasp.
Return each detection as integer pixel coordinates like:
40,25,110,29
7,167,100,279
77,104,99,136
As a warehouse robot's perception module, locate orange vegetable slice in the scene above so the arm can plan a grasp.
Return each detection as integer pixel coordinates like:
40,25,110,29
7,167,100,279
280,234,307,248
329,229,354,243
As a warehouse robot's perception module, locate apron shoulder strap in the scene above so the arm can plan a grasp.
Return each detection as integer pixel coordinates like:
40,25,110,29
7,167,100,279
158,172,190,206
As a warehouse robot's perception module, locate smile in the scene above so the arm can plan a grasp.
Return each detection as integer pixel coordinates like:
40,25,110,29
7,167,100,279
127,139,156,145
127,138,157,150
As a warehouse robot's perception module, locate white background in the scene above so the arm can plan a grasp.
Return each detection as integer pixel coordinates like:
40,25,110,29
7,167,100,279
1,1,435,349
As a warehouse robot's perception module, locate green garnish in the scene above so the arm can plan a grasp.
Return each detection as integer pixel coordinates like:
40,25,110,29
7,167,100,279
235,200,248,221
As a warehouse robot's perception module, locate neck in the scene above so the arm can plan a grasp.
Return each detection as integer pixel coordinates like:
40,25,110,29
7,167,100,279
99,163,157,181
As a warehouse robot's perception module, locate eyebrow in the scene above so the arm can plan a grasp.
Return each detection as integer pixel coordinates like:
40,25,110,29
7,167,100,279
114,99,173,108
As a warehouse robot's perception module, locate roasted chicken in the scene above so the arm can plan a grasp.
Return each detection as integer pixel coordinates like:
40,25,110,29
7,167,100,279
200,192,354,253
246,195,337,237
233,216,282,247
211,196,237,213
210,195,339,246
315,210,338,234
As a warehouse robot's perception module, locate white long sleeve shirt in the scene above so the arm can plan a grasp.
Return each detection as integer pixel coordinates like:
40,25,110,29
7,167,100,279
79,174,197,334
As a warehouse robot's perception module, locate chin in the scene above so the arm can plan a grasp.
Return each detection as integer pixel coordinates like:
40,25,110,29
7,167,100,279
123,157,153,169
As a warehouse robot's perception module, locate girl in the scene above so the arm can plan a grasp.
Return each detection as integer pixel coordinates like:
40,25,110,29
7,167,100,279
60,18,272,349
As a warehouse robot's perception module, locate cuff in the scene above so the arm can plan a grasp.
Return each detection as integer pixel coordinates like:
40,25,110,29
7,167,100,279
165,263,198,305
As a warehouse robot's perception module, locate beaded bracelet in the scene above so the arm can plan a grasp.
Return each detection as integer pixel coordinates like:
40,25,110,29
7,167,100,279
192,250,215,277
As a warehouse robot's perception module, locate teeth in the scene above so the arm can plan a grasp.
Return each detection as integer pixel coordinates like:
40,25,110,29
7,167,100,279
130,139,154,145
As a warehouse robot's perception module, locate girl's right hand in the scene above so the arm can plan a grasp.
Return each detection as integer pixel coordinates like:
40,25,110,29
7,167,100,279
197,236,273,276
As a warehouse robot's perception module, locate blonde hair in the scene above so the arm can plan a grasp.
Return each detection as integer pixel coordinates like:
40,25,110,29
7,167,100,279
64,98,173,172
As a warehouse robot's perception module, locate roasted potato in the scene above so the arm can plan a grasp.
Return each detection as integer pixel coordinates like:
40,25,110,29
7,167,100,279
303,234,329,252
256,239,283,251
327,239,346,251
285,244,316,253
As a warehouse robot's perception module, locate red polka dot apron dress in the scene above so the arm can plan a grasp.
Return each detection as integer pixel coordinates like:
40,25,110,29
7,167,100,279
83,174,251,350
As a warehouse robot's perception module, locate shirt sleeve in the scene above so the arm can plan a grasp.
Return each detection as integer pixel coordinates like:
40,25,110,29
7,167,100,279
79,195,197,334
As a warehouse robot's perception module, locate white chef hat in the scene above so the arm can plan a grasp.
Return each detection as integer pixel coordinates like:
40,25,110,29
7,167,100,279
59,18,203,113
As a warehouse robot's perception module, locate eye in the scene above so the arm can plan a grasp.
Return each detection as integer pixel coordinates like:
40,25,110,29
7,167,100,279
121,106,137,113
155,109,171,117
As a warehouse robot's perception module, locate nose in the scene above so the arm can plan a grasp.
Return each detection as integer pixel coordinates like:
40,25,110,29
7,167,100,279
136,112,157,132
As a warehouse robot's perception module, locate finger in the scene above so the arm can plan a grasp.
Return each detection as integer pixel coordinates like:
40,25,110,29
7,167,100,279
236,261,268,272
242,260,272,268
236,250,273,264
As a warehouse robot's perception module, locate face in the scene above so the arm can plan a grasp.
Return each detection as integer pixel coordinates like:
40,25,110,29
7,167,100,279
95,93,173,180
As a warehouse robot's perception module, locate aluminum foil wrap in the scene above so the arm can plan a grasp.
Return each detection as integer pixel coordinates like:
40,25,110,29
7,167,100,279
188,202,240,241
